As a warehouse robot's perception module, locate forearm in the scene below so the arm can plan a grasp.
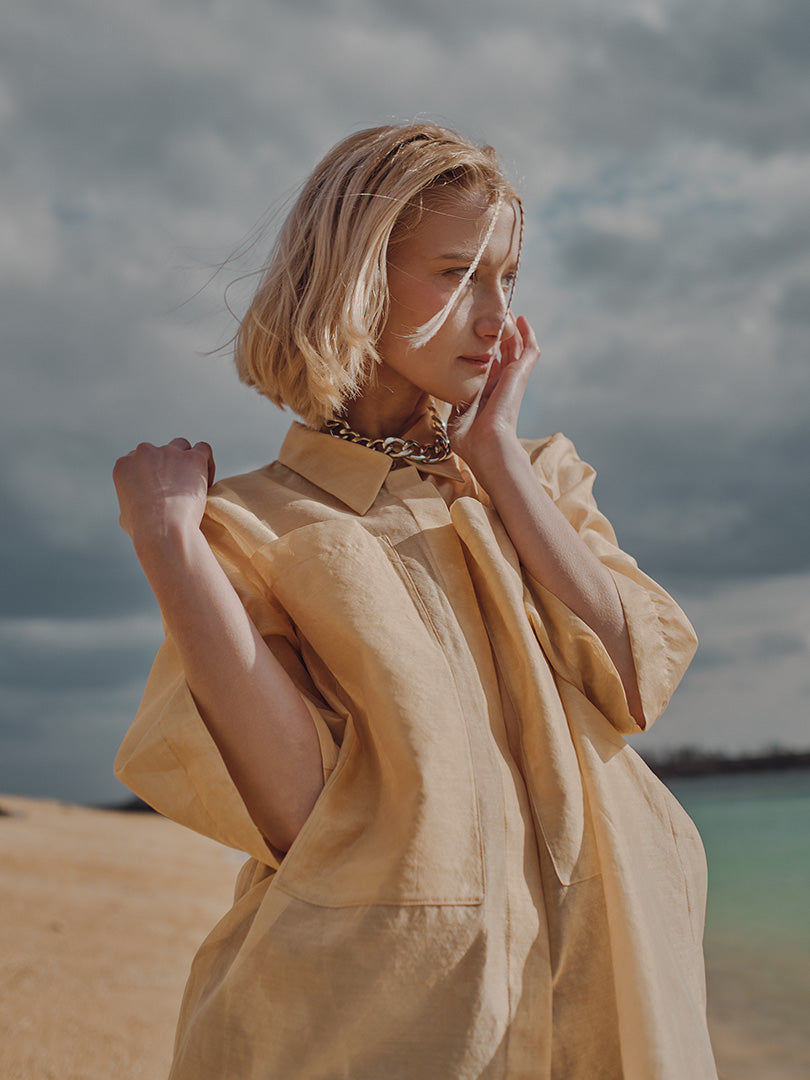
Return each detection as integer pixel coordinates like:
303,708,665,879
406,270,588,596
133,523,324,851
475,438,645,726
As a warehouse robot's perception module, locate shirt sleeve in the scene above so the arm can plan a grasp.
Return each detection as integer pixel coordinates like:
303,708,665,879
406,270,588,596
520,433,698,735
113,487,343,867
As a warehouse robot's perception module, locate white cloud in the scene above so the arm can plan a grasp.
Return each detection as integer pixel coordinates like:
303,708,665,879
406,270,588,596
0,614,162,650
0,187,59,284
580,205,663,241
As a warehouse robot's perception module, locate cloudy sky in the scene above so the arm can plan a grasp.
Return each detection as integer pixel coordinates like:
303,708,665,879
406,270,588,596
2,0,808,805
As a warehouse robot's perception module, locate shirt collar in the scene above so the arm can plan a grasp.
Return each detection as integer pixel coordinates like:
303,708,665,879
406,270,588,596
277,421,466,515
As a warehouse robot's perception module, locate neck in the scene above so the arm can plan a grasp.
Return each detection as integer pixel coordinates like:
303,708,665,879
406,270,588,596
344,385,430,440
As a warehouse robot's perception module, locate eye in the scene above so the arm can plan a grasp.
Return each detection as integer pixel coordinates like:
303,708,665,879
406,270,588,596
445,266,472,281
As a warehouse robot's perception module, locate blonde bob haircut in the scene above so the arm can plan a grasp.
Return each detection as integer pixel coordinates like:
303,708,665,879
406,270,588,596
234,122,522,428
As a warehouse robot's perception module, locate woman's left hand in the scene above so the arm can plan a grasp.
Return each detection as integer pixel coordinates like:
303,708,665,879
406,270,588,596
448,314,540,480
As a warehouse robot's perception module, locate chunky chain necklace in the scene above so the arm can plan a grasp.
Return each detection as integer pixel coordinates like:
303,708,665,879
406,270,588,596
324,405,452,464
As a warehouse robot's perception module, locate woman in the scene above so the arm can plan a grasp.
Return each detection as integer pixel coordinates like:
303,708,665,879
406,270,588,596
113,123,717,1079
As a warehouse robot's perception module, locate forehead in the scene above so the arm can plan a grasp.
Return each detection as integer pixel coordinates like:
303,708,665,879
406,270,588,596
393,190,519,266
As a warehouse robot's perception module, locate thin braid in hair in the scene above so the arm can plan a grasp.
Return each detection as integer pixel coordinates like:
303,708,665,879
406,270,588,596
492,197,524,353
408,191,505,349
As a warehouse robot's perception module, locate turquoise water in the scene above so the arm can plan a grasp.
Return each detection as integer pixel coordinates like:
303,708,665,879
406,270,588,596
668,770,810,1073
668,769,810,955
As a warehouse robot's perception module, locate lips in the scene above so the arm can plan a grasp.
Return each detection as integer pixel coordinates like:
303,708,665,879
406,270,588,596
459,353,494,365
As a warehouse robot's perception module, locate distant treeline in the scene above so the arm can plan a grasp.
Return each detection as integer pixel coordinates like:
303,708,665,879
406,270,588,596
105,748,810,811
643,747,810,779
103,795,157,812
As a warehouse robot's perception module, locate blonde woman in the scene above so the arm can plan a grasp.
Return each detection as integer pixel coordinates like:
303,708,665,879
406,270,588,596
113,123,717,1079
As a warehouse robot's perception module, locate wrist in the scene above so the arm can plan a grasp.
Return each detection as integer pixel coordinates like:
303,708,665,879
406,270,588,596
465,430,527,489
131,516,206,575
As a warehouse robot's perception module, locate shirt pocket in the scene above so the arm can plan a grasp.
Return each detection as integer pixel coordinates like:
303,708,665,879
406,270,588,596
252,518,484,908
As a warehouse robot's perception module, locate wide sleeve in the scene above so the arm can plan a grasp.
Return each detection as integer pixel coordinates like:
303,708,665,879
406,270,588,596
520,433,698,735
114,486,343,867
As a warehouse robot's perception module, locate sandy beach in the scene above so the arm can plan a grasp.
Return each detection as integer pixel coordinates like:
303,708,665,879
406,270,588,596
0,793,806,1079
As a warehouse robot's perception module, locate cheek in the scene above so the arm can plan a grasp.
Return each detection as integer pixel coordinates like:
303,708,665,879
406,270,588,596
390,277,452,324
435,291,474,337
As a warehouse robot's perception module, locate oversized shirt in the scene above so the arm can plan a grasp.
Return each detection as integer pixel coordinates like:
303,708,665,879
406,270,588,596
115,421,718,1080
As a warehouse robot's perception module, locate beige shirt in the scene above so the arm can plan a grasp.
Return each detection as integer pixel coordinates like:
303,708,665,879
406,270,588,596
115,422,717,1080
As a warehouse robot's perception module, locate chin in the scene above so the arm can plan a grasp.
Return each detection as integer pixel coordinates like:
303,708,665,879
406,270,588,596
447,384,485,410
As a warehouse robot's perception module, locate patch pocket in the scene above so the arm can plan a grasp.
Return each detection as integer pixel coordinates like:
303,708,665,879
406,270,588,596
255,518,484,908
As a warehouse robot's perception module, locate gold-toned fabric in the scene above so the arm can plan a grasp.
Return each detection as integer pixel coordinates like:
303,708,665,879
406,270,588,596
115,422,717,1079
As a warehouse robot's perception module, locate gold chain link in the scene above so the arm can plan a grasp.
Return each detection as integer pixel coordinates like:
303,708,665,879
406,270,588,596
324,406,452,464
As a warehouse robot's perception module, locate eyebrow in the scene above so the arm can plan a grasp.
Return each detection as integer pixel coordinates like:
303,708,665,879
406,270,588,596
434,251,479,261
435,251,518,271
438,251,520,278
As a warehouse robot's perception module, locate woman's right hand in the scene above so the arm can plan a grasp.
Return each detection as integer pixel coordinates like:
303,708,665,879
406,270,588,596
113,438,215,549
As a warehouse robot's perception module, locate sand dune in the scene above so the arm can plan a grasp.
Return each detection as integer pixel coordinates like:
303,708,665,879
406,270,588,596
0,794,804,1079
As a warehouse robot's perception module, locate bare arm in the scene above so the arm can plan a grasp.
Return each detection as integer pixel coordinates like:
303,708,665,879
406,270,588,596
451,318,645,727
113,438,324,851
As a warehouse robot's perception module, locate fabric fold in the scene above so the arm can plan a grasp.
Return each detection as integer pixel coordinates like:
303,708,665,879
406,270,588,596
521,433,698,734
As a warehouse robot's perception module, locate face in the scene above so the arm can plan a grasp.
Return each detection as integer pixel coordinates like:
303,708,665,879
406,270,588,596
363,190,519,430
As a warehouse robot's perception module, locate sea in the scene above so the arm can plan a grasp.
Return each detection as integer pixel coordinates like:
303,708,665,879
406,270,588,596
667,769,810,1075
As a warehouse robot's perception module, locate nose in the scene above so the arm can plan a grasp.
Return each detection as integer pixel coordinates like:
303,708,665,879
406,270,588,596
474,294,516,344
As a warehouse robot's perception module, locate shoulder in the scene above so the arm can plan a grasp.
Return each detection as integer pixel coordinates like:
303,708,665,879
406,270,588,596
519,430,573,465
519,432,595,498
208,462,278,509
203,462,289,558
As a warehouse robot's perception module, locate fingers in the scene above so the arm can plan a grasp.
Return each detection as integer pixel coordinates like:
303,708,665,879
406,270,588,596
450,316,541,471
168,438,215,483
460,314,539,434
112,438,217,541
501,315,539,367
192,441,216,488
515,315,540,362
132,437,210,453
114,438,216,488
494,317,539,410
498,314,521,364
166,438,216,490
